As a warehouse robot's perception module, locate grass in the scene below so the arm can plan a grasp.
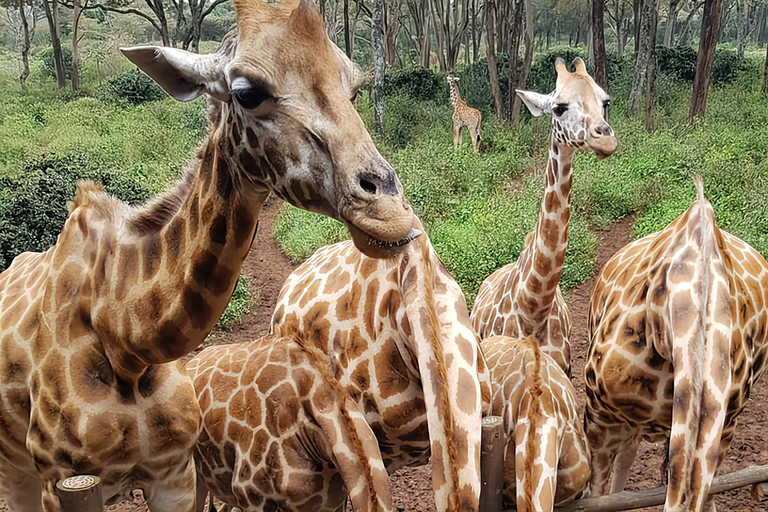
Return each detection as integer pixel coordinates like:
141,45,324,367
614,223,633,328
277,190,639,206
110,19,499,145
216,276,253,332
272,63,768,306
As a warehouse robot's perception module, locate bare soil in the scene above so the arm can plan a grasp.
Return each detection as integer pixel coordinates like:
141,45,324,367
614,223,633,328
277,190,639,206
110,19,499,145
2,207,765,512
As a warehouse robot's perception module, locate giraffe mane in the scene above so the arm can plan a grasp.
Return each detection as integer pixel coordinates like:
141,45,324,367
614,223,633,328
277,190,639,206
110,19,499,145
128,166,198,235
518,334,544,509
68,180,126,219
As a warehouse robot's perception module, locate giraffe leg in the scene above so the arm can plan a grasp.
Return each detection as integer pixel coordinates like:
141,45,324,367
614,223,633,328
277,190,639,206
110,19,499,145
583,414,635,497
0,466,43,512
608,434,640,494
453,123,462,147
143,457,197,512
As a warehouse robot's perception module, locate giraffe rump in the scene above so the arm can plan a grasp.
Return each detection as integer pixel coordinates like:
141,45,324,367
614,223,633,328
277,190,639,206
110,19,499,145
664,178,733,511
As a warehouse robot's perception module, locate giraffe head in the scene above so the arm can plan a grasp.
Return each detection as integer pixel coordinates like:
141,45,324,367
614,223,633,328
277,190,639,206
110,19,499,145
516,57,617,159
120,0,417,257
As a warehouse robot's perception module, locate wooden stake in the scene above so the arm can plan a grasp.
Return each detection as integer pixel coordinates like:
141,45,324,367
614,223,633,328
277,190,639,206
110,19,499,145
480,415,505,512
555,465,768,512
55,475,103,512
751,481,768,502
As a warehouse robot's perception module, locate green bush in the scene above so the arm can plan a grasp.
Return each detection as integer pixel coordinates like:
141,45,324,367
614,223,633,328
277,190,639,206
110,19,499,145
0,154,152,272
384,67,446,102
38,47,74,81
527,46,589,93
654,45,747,85
456,54,510,114
96,69,167,106
712,47,749,84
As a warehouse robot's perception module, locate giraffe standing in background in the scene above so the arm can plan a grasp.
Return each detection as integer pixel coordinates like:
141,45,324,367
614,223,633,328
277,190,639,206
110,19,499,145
188,333,392,512
470,57,617,374
0,0,419,508
584,180,768,511
447,75,482,152
482,335,590,512
270,223,492,512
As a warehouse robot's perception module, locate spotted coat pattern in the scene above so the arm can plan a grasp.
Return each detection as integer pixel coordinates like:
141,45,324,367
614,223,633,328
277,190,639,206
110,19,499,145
447,76,482,152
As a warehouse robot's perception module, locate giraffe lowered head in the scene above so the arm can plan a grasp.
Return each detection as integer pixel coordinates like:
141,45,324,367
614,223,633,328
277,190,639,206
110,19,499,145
120,0,417,258
516,57,617,159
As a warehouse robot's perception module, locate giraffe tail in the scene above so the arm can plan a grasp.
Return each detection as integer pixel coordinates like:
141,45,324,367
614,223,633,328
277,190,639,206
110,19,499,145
297,343,393,512
664,178,733,512
513,336,559,512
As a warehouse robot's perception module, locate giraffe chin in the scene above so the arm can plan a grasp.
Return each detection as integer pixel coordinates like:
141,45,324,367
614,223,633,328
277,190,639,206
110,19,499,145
347,224,423,258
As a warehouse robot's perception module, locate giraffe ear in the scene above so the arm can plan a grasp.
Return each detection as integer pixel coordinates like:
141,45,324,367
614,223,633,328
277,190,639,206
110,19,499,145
516,90,551,117
120,46,229,102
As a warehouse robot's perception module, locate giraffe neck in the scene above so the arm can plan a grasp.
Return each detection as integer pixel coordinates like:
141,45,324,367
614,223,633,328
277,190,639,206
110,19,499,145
516,136,576,330
449,82,461,107
89,107,267,375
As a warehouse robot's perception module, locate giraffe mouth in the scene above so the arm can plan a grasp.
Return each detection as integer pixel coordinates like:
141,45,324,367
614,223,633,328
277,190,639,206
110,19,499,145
367,228,423,249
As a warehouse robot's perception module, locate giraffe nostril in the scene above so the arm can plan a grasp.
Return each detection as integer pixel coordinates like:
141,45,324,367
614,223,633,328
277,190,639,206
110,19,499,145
360,177,377,195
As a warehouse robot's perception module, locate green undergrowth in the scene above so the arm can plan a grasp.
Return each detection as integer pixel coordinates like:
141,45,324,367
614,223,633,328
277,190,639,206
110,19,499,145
216,276,253,332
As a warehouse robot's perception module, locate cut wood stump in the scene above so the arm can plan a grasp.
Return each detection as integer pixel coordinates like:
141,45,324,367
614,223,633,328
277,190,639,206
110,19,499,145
554,465,768,512
480,415,505,512
55,475,103,512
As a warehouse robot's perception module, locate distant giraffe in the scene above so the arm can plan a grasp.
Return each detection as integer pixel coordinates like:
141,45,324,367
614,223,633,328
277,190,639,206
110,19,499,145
483,335,590,511
0,0,418,509
446,75,482,152
584,180,768,511
188,333,393,512
270,223,492,511
470,57,617,374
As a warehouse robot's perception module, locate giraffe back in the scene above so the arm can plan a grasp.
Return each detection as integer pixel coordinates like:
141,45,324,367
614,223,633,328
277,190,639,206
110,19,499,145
188,334,392,511
483,335,588,511
585,186,768,511
271,236,492,511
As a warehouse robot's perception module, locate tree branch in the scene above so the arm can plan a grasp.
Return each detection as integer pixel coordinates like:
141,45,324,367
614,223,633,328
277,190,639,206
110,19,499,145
201,0,227,19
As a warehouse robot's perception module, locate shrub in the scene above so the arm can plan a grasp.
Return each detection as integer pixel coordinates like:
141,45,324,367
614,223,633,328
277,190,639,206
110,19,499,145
456,54,510,114
0,154,152,272
527,46,589,93
712,47,748,84
96,69,167,106
38,47,73,81
384,67,446,102
655,45,747,85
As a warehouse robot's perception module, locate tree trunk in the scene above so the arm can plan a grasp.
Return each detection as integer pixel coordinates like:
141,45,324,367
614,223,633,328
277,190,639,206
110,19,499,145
344,0,352,57
736,0,746,54
71,0,84,90
485,0,503,118
373,0,385,130
763,41,768,98
633,0,641,55
18,0,31,91
510,0,533,126
628,0,654,116
507,0,524,118
689,0,724,121
471,0,478,62
644,2,657,131
664,0,681,45
42,0,66,87
593,0,608,88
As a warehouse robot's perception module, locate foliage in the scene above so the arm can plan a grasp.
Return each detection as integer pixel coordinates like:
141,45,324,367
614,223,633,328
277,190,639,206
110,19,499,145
654,45,750,85
0,154,151,271
38,46,73,81
527,45,589,93
384,66,447,102
455,54,511,114
96,69,167,105
216,276,252,331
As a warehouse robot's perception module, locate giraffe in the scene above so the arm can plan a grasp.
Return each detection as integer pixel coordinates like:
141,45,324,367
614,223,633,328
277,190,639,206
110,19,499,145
482,334,590,511
584,180,768,511
187,332,392,512
446,75,482,152
0,0,419,509
470,57,617,375
270,220,492,511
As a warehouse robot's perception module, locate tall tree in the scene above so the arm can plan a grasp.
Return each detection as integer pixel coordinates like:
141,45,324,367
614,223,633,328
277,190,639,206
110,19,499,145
506,0,523,118
593,0,607,88
763,41,768,97
644,1,657,131
606,0,631,53
83,0,171,46
664,0,682,45
372,0,385,130
41,0,65,87
343,0,351,57
689,0,724,120
510,0,533,125
485,0,503,117
70,0,88,90
15,0,34,90
628,0,655,116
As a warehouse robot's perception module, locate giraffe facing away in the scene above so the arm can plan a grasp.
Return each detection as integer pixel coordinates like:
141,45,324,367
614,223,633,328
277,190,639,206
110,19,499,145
0,0,419,509
584,180,768,511
482,335,590,511
187,332,393,512
470,57,617,374
270,221,492,511
446,76,482,152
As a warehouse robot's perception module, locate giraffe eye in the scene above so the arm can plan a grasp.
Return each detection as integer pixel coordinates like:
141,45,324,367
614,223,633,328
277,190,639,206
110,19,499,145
553,104,568,117
351,90,361,103
603,100,611,120
233,86,271,110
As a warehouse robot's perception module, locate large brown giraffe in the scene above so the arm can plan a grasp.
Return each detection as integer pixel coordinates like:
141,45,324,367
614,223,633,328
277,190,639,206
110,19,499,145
187,332,392,512
0,1,418,509
446,76,482,152
270,222,492,511
470,57,617,374
482,334,590,512
584,180,768,511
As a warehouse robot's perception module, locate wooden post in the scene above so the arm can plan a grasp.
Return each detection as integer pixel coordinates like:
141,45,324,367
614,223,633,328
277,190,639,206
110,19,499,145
480,415,505,512
55,475,103,512
751,481,768,502
555,465,768,512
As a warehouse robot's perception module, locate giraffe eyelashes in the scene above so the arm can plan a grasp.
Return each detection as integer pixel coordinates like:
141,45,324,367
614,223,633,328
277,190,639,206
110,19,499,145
233,86,272,110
